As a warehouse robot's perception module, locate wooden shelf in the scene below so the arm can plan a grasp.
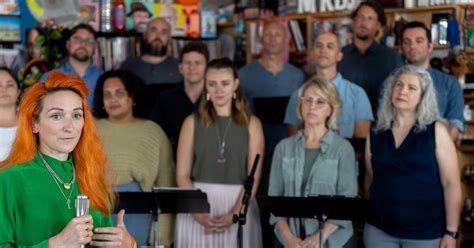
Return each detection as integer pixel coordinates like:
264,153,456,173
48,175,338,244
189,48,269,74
466,48,474,54
244,4,468,64
217,22,235,28
465,120,474,126
457,144,474,153
464,94,474,100
385,4,458,14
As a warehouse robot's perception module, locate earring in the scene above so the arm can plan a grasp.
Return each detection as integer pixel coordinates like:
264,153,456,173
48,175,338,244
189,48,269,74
206,93,210,101
233,92,236,99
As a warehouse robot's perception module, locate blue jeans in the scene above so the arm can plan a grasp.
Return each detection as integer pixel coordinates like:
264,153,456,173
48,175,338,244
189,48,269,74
114,181,151,246
364,223,441,248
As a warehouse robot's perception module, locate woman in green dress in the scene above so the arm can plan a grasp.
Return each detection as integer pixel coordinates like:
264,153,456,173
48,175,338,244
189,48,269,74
0,71,135,247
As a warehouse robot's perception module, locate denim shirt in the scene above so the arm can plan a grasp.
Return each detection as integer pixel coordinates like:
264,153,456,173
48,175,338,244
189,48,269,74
427,67,464,132
268,130,357,247
40,61,102,107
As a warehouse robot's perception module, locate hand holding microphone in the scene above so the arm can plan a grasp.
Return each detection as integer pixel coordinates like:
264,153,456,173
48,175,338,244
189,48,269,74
76,194,89,216
76,195,90,248
48,195,93,247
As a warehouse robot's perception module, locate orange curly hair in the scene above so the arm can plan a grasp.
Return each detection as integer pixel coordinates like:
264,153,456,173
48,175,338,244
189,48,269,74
0,71,116,214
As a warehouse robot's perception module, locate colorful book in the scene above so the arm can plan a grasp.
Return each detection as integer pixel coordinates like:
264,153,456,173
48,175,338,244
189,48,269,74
0,16,20,42
0,0,19,15
154,3,186,37
201,9,216,38
80,1,100,31
125,0,154,31
183,5,200,38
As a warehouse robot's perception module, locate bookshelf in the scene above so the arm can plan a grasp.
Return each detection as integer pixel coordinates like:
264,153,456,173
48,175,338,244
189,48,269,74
93,32,221,71
245,4,469,64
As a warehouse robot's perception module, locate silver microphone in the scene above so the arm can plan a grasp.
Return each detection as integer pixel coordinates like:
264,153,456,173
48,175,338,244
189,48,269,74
75,195,89,248
75,194,89,217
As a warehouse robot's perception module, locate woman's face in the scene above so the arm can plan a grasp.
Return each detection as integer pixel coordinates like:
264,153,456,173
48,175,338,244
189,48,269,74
205,68,239,108
26,29,41,59
103,77,133,121
300,86,332,127
391,73,422,112
33,90,84,160
0,70,20,108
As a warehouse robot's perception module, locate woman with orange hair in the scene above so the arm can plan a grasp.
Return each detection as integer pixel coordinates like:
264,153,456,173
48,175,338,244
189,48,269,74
0,71,135,247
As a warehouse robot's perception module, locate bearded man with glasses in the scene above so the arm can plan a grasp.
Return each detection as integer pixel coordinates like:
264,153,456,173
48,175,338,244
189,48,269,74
40,23,102,107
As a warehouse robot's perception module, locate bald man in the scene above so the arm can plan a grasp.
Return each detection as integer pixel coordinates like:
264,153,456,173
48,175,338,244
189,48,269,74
285,32,373,138
239,21,306,154
121,17,182,85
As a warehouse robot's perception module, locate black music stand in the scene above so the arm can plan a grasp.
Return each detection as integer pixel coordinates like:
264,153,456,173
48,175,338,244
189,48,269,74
117,188,210,248
258,195,373,247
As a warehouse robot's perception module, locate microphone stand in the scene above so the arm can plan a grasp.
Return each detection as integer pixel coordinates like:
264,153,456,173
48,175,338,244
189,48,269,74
233,154,260,248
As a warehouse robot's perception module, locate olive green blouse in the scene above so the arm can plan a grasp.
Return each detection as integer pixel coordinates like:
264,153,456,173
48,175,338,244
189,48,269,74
192,116,249,185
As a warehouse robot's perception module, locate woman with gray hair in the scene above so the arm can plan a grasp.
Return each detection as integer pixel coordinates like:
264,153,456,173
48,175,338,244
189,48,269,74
268,77,357,248
364,65,461,248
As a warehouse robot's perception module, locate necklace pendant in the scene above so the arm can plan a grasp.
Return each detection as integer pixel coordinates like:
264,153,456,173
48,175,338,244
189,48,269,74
66,199,71,209
64,183,71,190
217,156,226,164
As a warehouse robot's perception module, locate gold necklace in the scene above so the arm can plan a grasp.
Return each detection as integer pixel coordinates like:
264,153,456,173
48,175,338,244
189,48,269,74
38,153,75,209
38,152,75,189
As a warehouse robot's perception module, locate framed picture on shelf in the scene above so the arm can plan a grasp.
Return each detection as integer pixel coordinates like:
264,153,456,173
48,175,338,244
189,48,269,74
466,6,474,48
154,3,186,37
0,0,19,15
0,16,20,42
80,1,100,31
125,0,154,31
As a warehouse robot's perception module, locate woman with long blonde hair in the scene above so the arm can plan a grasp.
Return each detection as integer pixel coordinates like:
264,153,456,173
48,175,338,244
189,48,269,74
0,72,135,247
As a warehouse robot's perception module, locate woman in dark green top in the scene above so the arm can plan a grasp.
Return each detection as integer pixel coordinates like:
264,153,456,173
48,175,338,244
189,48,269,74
175,58,265,247
0,72,135,247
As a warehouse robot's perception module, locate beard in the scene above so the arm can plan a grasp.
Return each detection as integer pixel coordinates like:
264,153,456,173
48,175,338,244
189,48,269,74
355,33,370,41
142,39,168,57
70,49,91,62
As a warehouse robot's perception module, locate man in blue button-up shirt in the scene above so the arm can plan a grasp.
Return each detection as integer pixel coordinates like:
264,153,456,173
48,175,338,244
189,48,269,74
401,21,464,140
285,32,374,139
41,23,102,107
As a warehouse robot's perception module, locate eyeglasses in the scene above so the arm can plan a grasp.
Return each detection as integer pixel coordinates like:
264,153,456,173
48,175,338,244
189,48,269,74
300,96,327,108
70,36,96,46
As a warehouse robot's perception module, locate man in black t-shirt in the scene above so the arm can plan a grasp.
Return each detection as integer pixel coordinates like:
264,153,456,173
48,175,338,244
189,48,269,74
149,42,209,157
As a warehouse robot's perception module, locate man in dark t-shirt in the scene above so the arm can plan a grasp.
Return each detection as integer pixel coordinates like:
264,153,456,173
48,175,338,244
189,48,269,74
149,42,209,156
338,1,404,113
121,17,183,85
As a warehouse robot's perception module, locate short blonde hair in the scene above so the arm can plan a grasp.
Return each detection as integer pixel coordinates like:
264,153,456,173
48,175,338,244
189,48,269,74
297,77,342,131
